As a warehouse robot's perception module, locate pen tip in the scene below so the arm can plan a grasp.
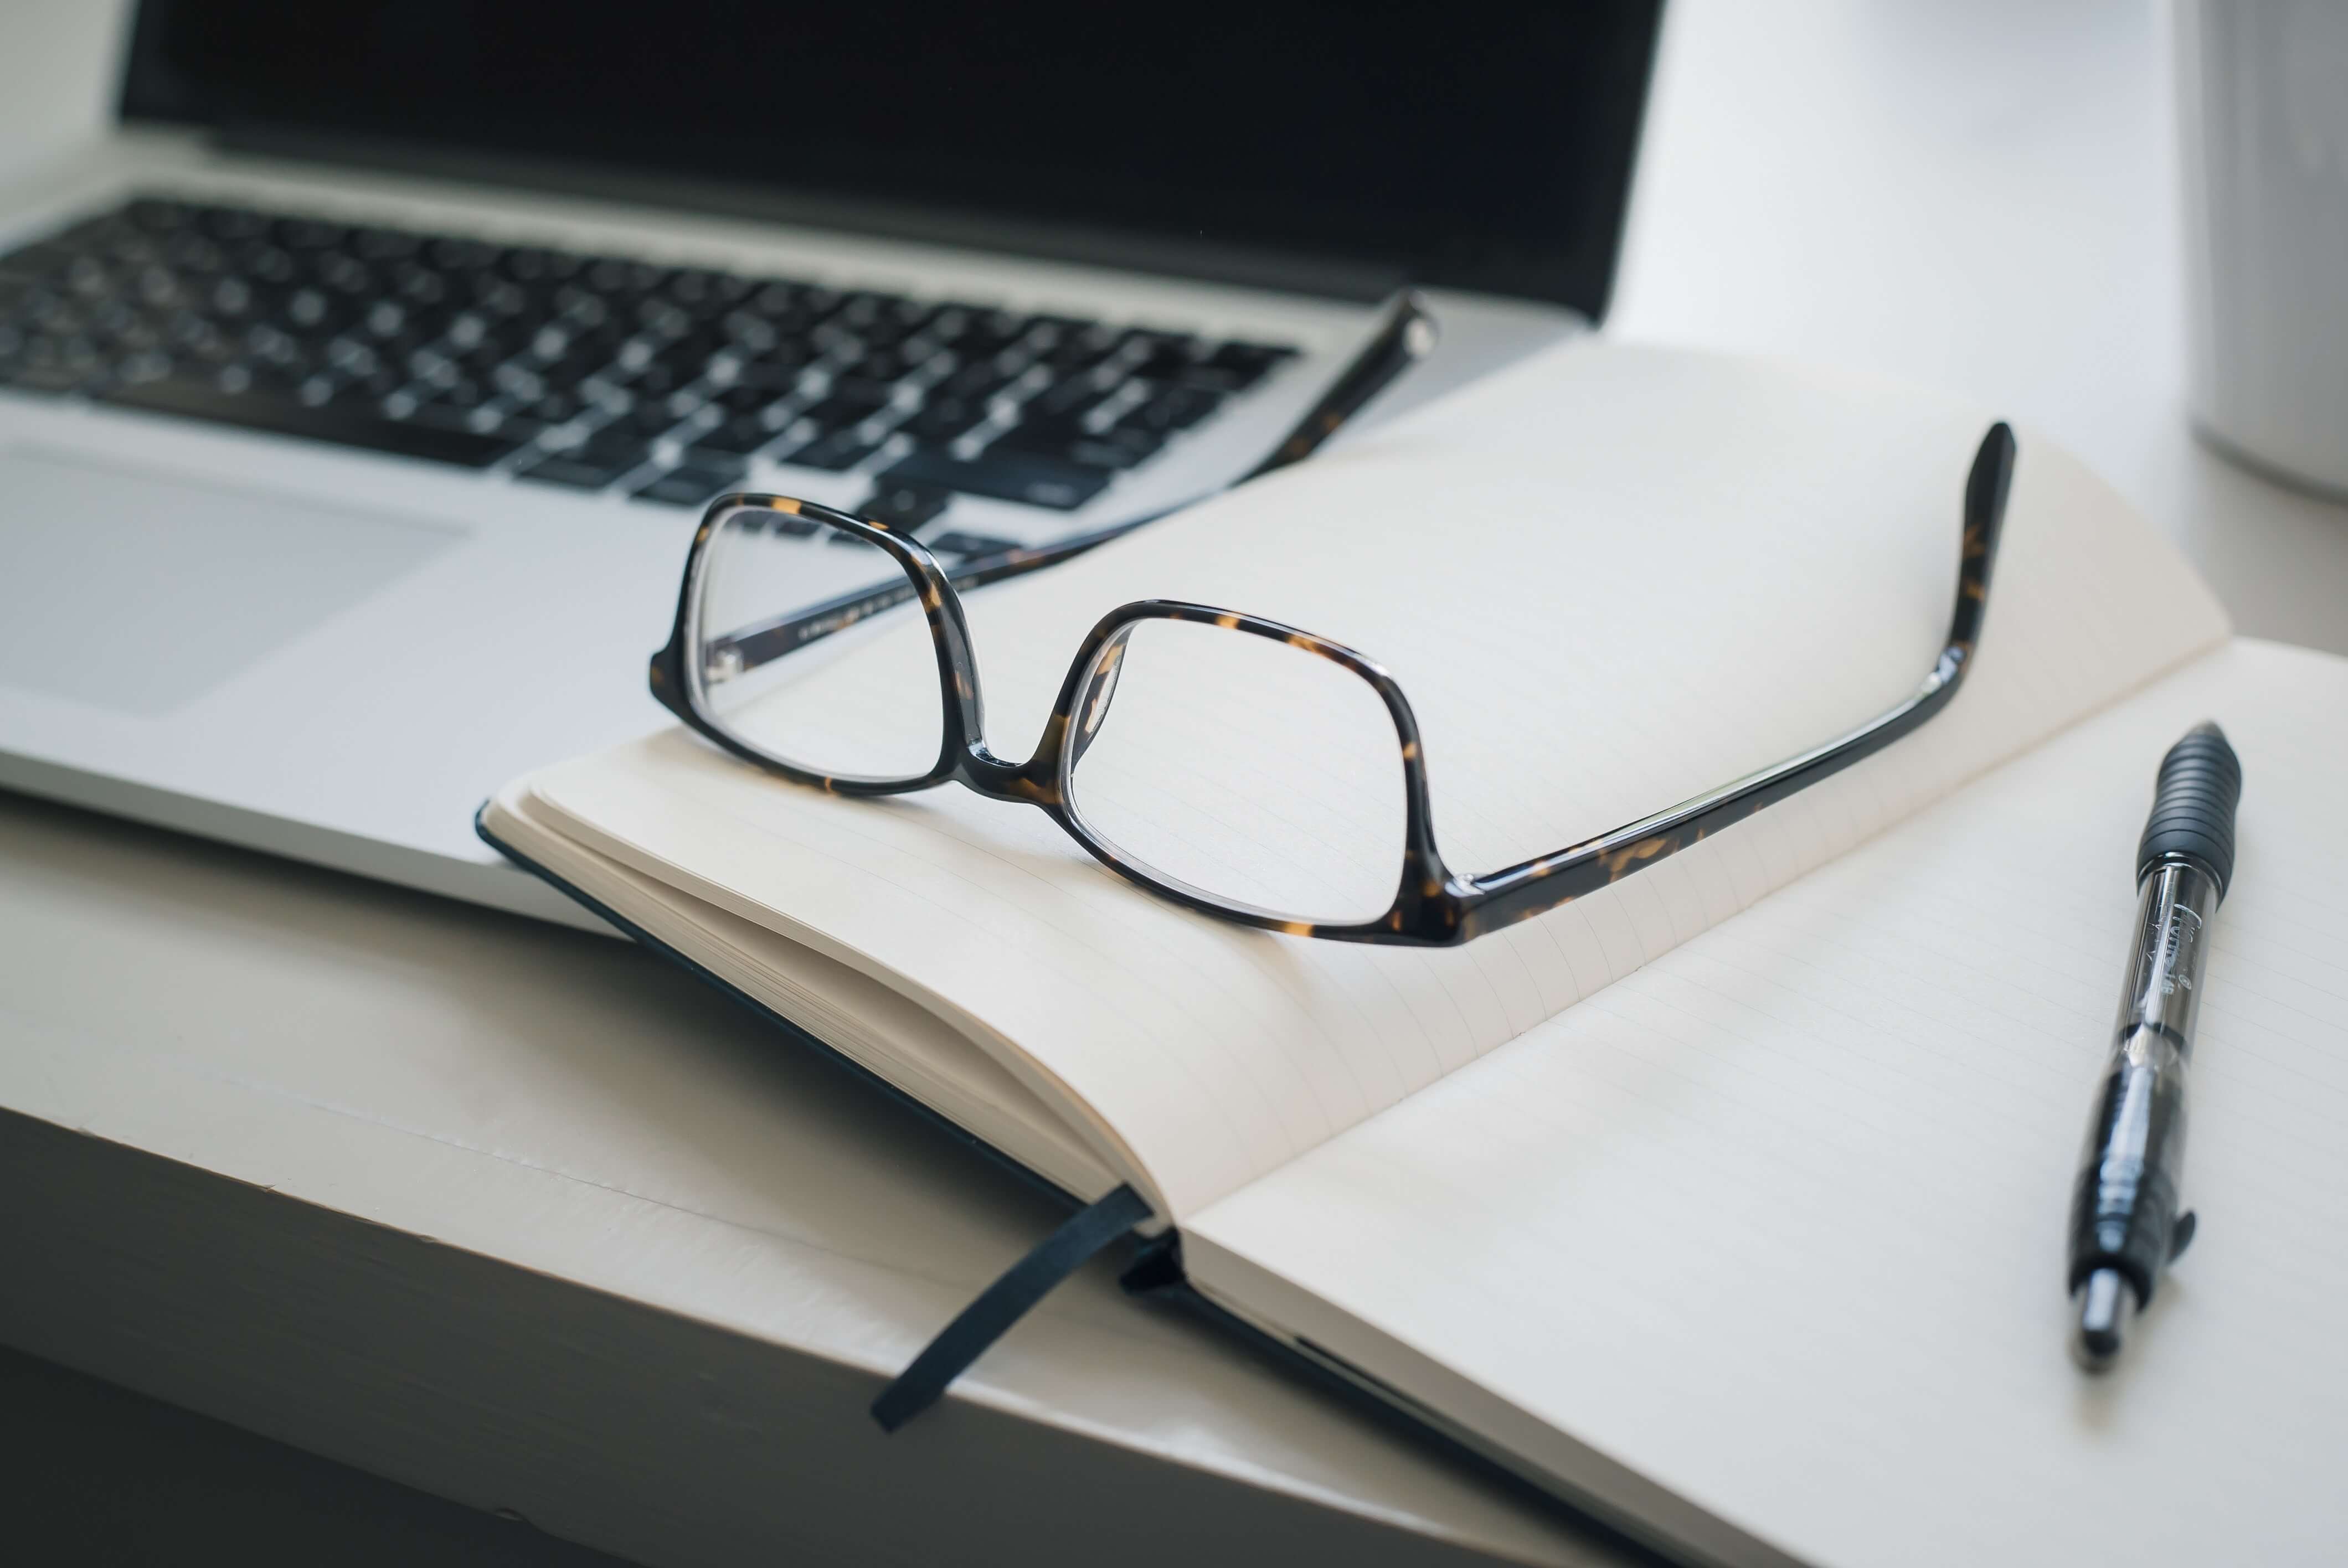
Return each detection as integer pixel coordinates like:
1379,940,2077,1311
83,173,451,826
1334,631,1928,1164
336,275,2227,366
2071,1268,2136,1371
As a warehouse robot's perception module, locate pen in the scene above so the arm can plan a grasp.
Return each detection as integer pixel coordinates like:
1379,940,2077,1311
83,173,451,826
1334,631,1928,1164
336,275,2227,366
2069,721,2243,1370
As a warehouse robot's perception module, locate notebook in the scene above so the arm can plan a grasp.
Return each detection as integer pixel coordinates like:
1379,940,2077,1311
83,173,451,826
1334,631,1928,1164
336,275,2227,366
479,341,2348,1568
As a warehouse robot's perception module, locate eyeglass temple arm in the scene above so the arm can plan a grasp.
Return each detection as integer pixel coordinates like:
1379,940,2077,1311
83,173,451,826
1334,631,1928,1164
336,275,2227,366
1451,421,2017,944
702,292,1437,677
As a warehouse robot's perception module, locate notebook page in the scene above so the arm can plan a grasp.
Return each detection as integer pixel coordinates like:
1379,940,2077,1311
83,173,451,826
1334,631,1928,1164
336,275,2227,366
483,782,1118,1200
522,343,2228,1218
1184,639,2348,1568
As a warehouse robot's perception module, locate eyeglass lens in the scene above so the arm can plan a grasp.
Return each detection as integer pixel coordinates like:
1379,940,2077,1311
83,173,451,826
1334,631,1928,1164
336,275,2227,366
692,508,945,783
1064,617,1407,924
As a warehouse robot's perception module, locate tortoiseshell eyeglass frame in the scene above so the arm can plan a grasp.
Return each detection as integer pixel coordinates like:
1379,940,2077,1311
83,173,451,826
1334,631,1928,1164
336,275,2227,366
650,422,2015,947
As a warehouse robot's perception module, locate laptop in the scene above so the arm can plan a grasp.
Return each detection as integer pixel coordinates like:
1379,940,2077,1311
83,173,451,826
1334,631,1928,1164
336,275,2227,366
0,1,1662,928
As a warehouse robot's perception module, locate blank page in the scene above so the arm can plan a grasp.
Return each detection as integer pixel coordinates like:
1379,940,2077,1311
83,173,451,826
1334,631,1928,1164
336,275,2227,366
519,342,2228,1217
1186,639,2348,1568
484,781,1119,1200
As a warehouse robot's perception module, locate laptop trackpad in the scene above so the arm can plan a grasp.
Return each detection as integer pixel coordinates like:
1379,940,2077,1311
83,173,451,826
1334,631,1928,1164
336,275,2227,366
0,449,463,716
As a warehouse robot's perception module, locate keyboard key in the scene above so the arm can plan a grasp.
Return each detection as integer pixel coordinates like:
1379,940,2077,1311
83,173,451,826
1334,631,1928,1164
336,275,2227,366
996,418,1163,470
274,216,349,251
743,278,806,311
797,386,894,432
353,225,422,262
992,412,1091,449
902,396,988,445
785,429,890,471
195,205,265,241
877,448,1110,511
245,246,297,286
102,376,516,466
392,264,450,307
1037,325,1119,373
633,461,746,507
827,373,903,406
728,354,812,396
714,381,782,415
608,399,688,439
461,408,543,445
835,343,923,384
520,390,584,426
665,267,749,313
931,310,1032,359
645,327,727,375
426,235,497,271
1124,385,1222,432
625,360,693,399
1069,435,1162,470
691,415,780,457
585,257,666,296
1027,371,1115,420
1118,329,1199,383
562,427,655,468
854,482,952,532
939,357,1022,402
514,451,637,490
832,291,915,332
414,374,488,411
718,314,777,358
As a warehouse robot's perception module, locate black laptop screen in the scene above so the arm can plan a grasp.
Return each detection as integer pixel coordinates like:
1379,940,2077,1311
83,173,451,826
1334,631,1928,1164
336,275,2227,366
119,2,1661,317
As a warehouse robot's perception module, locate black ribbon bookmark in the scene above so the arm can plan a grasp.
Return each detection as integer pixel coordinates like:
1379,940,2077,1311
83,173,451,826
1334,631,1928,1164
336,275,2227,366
871,1183,1154,1432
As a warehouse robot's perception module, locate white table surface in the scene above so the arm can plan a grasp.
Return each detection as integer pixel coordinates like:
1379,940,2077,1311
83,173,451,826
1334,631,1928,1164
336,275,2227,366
3,3,2343,1565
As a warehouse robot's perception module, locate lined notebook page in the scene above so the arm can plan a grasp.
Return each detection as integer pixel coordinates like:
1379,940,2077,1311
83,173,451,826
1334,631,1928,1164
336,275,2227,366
520,343,2228,1218
1185,639,2348,1568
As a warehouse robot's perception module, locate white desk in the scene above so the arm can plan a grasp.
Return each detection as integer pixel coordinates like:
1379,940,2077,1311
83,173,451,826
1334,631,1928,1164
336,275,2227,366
4,3,2345,1565
0,792,1603,1568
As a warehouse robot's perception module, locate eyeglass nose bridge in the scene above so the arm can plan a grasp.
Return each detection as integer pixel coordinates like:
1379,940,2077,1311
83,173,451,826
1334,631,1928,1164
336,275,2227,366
946,625,1136,811
953,742,1064,807
1069,626,1135,766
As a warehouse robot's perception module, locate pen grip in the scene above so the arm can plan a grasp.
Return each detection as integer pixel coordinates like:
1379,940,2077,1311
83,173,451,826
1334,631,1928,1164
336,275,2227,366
2068,1046,2188,1303
2136,722,2242,895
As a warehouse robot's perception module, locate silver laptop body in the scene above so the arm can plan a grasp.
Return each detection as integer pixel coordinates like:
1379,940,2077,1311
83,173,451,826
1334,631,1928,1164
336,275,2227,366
0,2,1660,927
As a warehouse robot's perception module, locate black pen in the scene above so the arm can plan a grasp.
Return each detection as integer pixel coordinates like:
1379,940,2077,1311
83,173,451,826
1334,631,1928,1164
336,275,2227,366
2069,721,2243,1369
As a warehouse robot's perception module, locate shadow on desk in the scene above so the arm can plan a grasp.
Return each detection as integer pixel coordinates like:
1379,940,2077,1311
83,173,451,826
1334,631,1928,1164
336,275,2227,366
0,1342,638,1567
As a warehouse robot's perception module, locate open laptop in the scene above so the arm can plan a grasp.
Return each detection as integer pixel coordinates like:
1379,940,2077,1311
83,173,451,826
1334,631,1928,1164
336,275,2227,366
0,1,1661,928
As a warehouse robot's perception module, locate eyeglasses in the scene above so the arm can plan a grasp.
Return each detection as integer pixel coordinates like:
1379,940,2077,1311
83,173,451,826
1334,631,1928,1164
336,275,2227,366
651,389,2013,946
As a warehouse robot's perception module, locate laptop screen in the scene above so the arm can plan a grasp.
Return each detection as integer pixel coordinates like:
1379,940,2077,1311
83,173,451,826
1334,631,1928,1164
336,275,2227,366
118,2,1661,318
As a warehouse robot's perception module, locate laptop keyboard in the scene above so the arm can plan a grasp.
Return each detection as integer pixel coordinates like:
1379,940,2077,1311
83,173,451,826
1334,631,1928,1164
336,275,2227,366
0,194,1299,525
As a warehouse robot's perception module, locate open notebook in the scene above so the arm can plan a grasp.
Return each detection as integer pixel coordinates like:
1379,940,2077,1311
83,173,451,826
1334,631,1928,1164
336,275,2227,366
481,342,2348,1568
